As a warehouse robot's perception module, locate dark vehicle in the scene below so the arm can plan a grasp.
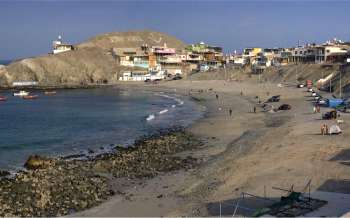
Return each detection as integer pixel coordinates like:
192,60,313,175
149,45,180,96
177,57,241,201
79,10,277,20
144,79,151,82
172,75,182,80
322,110,337,120
267,95,281,102
278,104,291,110
317,98,328,106
154,79,162,82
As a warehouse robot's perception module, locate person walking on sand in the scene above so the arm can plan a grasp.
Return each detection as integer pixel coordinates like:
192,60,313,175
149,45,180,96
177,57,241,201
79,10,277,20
254,106,256,113
321,124,325,135
216,94,219,100
229,108,232,116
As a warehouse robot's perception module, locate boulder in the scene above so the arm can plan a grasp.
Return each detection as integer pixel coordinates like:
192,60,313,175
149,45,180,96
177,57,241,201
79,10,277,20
0,170,10,177
24,155,53,170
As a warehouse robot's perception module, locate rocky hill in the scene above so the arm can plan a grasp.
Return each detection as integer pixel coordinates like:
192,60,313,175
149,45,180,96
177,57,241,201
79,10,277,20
0,30,186,88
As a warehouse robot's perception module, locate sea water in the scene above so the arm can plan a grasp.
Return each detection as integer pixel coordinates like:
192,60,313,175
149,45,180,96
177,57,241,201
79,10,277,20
0,87,204,171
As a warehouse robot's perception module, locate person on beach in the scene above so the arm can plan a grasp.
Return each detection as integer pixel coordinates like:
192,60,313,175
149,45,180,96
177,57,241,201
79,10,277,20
254,106,256,113
313,106,317,113
216,94,219,100
321,124,325,135
229,108,232,116
240,90,243,96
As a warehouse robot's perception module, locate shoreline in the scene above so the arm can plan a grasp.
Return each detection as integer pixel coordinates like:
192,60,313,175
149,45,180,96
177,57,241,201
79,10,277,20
75,79,350,216
1,79,350,216
0,84,204,172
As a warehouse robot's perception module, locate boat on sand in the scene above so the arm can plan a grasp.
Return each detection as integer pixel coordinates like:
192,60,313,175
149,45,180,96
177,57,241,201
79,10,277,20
13,90,29,96
44,91,57,95
0,96,7,101
22,95,38,100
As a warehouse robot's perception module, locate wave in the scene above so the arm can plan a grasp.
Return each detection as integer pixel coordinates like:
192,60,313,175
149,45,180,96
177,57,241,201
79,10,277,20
159,109,168,114
154,93,184,106
146,114,155,121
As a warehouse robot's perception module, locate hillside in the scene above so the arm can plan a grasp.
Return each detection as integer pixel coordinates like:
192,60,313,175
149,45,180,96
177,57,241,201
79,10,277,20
0,30,186,88
188,63,350,98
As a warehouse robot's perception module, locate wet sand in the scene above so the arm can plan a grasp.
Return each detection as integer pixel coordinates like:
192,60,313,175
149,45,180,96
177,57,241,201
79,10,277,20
75,79,350,217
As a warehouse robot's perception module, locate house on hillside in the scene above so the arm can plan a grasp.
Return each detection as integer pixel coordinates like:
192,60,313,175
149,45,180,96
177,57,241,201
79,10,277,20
113,48,149,69
185,42,224,69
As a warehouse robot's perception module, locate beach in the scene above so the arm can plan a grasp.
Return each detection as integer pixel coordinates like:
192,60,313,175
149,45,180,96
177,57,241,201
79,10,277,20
71,79,350,216
1,79,350,216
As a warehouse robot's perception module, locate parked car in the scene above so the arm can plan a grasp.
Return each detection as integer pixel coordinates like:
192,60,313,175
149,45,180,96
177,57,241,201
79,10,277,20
172,76,182,80
267,95,281,102
278,104,292,110
322,110,337,120
317,98,327,105
144,79,151,82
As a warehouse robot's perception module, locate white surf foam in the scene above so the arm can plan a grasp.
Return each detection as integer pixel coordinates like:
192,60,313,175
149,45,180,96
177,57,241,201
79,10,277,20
159,109,168,114
146,114,155,121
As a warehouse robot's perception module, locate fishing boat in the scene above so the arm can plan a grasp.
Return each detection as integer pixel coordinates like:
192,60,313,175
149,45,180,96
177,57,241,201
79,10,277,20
22,95,38,100
13,90,29,96
0,96,7,101
44,91,57,95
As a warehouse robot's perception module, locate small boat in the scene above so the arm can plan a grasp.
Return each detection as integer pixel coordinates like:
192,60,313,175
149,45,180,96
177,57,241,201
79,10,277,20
13,90,29,96
22,95,38,100
44,91,57,95
0,96,7,101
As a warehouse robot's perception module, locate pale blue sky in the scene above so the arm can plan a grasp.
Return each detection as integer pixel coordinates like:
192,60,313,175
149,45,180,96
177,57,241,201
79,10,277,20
1,0,350,59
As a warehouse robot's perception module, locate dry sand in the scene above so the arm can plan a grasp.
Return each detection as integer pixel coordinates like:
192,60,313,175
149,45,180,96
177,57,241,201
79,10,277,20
75,79,350,217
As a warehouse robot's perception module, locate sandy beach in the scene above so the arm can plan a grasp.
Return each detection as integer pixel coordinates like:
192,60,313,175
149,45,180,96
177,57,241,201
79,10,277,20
71,79,350,217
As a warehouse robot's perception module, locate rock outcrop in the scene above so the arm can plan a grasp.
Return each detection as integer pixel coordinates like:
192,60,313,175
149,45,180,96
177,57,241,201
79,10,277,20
2,30,186,88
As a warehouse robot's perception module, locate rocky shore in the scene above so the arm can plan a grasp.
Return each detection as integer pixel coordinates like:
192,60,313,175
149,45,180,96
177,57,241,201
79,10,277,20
0,128,202,216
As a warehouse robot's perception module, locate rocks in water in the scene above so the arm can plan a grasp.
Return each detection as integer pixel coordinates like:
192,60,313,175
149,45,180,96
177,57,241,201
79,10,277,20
88,149,94,154
24,155,54,170
0,128,202,217
0,170,10,177
61,154,86,160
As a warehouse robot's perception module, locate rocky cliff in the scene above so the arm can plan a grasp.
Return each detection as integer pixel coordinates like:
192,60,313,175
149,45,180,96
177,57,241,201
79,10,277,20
0,30,186,88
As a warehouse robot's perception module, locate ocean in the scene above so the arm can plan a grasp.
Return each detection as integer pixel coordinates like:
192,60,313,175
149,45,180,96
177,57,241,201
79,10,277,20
0,87,204,171
0,60,12,65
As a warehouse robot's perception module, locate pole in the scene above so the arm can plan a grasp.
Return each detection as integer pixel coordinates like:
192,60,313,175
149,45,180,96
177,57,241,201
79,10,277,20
340,70,342,98
295,63,298,83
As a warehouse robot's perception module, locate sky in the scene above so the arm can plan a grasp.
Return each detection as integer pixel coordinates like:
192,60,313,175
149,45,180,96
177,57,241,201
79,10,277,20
1,0,350,60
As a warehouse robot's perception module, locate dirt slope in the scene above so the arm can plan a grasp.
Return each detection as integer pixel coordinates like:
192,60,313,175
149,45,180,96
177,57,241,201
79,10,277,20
0,30,186,88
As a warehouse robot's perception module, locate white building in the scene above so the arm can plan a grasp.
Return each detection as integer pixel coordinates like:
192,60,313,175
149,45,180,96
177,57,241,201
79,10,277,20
52,35,74,54
119,70,166,81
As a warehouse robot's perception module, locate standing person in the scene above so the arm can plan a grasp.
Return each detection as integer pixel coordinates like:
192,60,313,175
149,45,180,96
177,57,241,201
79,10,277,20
229,108,232,116
216,94,219,100
313,106,317,113
240,90,243,96
254,106,256,113
321,124,325,135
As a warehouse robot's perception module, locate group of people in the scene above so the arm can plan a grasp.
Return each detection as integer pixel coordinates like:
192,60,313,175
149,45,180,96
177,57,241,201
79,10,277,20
321,124,329,135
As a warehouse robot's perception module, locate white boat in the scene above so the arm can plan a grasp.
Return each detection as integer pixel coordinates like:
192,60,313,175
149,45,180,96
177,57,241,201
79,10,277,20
13,90,29,96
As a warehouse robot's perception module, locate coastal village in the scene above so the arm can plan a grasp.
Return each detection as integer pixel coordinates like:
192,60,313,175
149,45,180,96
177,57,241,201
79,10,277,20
50,35,350,81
